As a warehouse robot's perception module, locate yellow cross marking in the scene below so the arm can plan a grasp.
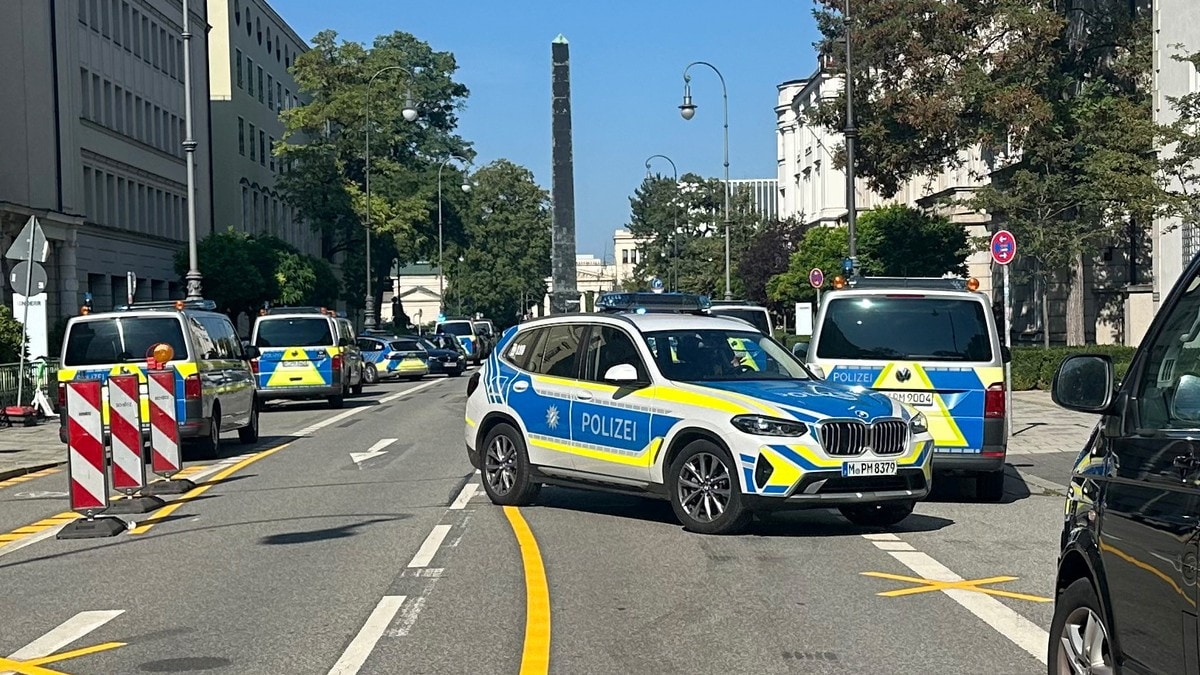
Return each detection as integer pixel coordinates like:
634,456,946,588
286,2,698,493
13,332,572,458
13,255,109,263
0,641,125,674
861,571,1052,603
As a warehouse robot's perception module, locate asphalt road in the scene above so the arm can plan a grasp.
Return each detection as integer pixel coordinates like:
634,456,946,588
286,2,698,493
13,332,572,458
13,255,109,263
0,371,1080,675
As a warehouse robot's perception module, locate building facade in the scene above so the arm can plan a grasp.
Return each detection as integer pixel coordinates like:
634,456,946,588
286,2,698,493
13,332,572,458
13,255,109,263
726,178,779,221
207,0,316,255
0,0,212,332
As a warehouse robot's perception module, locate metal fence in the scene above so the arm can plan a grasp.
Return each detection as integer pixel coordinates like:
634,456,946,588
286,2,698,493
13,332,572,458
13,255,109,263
0,359,61,408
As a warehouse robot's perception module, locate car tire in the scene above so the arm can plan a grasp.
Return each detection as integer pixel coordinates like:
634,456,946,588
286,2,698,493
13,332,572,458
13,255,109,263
838,501,915,527
667,440,751,535
977,469,1006,502
363,363,379,385
448,370,461,377
1049,578,1113,674
238,397,259,444
193,413,221,460
480,422,540,506
328,394,344,409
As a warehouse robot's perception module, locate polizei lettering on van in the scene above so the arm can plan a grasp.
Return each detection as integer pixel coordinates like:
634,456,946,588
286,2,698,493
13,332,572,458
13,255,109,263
580,412,636,442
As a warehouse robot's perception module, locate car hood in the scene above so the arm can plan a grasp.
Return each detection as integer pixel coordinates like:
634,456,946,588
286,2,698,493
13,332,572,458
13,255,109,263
425,348,460,358
687,379,901,423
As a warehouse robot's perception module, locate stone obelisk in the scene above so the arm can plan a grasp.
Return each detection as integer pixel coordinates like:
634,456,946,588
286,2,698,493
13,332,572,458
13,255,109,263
549,34,578,314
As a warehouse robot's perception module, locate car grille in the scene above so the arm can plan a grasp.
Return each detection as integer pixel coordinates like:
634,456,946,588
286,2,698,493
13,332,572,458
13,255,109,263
818,420,908,457
818,473,926,494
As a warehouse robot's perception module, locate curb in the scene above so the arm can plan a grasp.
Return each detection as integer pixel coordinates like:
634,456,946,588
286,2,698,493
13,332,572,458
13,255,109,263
0,461,65,483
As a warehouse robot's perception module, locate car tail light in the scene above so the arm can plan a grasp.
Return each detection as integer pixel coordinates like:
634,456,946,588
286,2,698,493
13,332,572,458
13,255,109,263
985,382,1005,418
184,373,202,400
57,382,66,409
332,354,343,372
250,358,259,375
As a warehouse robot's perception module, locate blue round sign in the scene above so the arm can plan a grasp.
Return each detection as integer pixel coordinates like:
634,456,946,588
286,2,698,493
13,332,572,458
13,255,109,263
990,230,1017,265
650,277,664,294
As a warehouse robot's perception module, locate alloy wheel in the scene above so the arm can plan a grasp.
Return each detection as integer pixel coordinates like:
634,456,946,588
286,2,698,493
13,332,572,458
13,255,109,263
1057,606,1113,675
677,452,731,523
485,434,517,496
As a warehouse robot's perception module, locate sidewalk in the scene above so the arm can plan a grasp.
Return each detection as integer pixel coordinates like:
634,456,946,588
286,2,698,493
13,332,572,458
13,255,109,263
1009,390,1099,455
0,418,63,481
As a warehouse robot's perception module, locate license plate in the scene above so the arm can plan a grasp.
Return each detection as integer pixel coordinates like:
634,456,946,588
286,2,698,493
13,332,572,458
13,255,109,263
841,460,898,477
280,361,309,369
885,391,934,408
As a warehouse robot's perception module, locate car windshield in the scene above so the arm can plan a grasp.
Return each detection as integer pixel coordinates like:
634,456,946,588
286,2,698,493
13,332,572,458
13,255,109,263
438,321,473,336
815,296,993,361
390,340,422,352
63,316,189,366
709,307,770,335
417,338,439,351
254,318,333,348
643,329,810,382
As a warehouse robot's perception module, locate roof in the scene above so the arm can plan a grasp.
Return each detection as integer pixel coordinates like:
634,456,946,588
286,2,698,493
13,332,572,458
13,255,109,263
516,311,757,333
394,262,443,276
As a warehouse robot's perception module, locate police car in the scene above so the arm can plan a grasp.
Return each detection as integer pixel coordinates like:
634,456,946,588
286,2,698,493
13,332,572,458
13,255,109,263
464,296,934,535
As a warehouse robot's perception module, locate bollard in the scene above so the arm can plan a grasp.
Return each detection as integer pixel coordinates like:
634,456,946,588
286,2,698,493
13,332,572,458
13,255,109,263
58,380,125,538
104,373,165,514
141,370,195,496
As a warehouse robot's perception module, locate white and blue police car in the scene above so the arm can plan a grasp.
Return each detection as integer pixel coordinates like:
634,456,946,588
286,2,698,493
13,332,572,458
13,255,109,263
463,298,933,535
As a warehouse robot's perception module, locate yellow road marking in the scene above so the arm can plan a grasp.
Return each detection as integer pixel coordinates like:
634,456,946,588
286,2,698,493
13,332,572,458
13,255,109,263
129,443,290,535
862,571,1052,603
0,640,125,674
503,506,550,675
0,468,61,490
0,656,66,675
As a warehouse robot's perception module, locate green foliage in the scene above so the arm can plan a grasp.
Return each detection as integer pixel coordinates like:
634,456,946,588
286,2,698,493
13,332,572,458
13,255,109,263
446,160,551,327
0,306,28,362
767,226,849,305
856,205,968,277
737,218,809,316
1159,49,1200,236
1010,345,1135,390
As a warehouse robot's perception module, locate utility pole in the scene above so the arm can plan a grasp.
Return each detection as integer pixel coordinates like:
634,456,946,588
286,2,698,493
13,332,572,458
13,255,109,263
844,0,858,277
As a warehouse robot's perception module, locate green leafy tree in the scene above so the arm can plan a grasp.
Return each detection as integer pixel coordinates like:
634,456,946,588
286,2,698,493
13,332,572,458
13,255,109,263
736,218,809,317
0,306,28,362
856,205,969,277
768,226,849,306
446,160,550,327
176,229,278,322
278,30,472,315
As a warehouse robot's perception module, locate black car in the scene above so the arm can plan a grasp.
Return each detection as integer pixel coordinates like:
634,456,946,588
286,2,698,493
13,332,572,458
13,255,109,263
400,334,465,377
1050,252,1200,674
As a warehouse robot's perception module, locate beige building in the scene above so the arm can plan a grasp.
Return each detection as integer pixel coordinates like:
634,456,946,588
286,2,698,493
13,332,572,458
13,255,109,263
0,0,213,320
206,0,316,255
387,263,443,329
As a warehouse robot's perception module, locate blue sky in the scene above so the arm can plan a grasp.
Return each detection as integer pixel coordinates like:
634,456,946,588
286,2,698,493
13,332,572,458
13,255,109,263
272,0,822,259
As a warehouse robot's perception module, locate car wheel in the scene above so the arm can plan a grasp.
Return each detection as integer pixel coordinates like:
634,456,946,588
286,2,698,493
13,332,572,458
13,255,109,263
480,422,540,506
193,413,220,460
238,397,259,444
978,469,1006,502
1049,578,1113,675
838,501,915,527
363,363,379,385
328,394,344,409
448,370,461,378
667,440,750,535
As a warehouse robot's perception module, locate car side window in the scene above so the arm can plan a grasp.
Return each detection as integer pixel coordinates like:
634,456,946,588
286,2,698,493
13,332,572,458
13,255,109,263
503,328,543,370
583,325,648,382
191,317,228,360
358,338,380,352
529,325,584,378
1135,272,1200,430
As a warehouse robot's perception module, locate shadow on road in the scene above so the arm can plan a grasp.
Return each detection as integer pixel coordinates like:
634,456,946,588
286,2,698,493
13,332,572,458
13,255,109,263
259,517,396,545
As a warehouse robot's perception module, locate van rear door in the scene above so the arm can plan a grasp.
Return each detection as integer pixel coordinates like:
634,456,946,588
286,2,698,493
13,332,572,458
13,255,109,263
253,317,336,389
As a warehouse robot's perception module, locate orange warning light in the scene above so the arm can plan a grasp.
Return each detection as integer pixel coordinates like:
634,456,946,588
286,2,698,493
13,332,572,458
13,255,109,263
174,300,186,310
833,276,846,289
151,343,175,365
966,277,980,292
80,306,90,315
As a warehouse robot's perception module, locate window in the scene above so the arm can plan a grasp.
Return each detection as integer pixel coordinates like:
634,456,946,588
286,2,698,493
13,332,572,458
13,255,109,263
102,82,113,127
583,325,648,382
268,74,274,109
141,16,150,62
622,250,629,264
284,89,290,109
254,318,333,348
247,58,254,95
358,338,383,353
252,192,259,227
504,328,544,371
113,86,124,132
124,91,133,136
815,297,993,362
1135,273,1200,430
259,130,266,166
276,81,282,111
91,75,102,121
249,123,256,160
246,8,252,36
238,118,245,155
142,101,151,142
257,66,264,103
236,49,243,88
529,325,584,378
78,0,87,25
645,329,806,382
83,167,94,214
241,186,249,229
266,26,272,53
269,136,275,171
106,173,116,225
101,0,111,37
234,0,241,25
64,317,188,366
80,69,90,119
131,10,141,56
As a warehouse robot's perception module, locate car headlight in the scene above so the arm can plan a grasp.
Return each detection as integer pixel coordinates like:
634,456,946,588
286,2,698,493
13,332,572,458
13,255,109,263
731,415,809,437
910,412,928,434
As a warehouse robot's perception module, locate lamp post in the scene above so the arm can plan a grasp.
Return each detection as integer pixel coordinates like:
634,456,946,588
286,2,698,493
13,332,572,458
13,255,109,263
843,0,859,275
438,155,472,317
644,154,679,291
181,0,202,299
679,61,732,301
364,65,419,329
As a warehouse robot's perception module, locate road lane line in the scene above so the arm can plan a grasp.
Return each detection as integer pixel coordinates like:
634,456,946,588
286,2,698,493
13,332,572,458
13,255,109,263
449,483,477,510
297,407,368,436
862,533,900,541
407,525,452,568
872,541,916,552
128,442,291,535
326,595,406,675
886,549,1048,665
380,379,442,404
1013,468,1068,493
503,506,550,675
3,610,124,670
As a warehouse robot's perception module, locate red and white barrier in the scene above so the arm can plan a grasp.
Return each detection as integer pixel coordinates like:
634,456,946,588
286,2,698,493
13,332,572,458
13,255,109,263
66,380,108,514
107,374,145,493
148,371,181,478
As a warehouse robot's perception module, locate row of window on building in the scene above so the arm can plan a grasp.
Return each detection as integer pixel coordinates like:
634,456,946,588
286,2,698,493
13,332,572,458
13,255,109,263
234,0,297,70
241,185,299,241
83,164,186,240
236,117,292,173
80,67,184,160
78,0,185,85
621,249,642,264
235,49,298,113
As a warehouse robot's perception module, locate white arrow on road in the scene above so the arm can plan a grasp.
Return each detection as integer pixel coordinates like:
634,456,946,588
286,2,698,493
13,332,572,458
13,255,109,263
350,438,397,467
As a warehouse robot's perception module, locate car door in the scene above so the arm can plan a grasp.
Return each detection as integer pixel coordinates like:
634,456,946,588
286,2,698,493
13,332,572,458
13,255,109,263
190,316,239,428
506,324,584,471
215,315,255,426
337,319,363,384
571,323,656,482
1099,273,1200,674
358,337,386,373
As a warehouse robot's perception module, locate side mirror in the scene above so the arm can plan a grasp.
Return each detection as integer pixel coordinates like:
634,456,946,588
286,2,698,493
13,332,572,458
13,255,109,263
1172,374,1200,424
807,363,826,380
244,345,260,360
792,342,809,358
603,364,641,384
1052,354,1114,414
1001,345,1012,363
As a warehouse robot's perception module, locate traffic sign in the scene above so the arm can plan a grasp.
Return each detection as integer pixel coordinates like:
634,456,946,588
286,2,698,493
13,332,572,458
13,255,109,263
5,215,48,262
9,261,47,294
842,257,853,273
808,268,824,288
650,277,664,294
990,230,1017,266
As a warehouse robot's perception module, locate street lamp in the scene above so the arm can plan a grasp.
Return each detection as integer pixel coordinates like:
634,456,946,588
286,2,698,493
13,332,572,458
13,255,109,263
843,0,859,276
364,65,419,329
181,0,202,299
438,154,473,317
679,61,732,301
644,154,679,291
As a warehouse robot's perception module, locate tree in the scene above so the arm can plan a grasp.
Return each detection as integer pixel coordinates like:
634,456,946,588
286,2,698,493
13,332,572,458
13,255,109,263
856,205,968,277
446,160,550,327
767,226,849,306
736,218,809,318
0,306,27,362
278,30,472,316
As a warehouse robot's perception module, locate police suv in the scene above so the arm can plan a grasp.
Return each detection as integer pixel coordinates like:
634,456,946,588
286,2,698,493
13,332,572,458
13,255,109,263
464,294,934,534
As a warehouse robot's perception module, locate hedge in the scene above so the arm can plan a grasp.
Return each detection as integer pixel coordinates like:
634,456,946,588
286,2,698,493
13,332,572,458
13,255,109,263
1011,345,1136,391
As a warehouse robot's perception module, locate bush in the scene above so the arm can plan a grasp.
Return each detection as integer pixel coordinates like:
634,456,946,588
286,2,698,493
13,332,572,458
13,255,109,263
1011,345,1136,391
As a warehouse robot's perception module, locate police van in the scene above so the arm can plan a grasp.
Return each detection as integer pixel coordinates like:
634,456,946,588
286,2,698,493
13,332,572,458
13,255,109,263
435,318,484,365
250,307,365,408
801,276,1010,501
465,295,933,535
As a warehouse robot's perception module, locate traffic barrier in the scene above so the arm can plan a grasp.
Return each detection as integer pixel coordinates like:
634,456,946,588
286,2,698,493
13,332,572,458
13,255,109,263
141,370,195,496
57,380,125,538
103,373,165,514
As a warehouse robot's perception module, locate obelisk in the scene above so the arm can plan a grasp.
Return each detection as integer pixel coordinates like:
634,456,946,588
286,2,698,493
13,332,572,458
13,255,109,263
549,34,578,314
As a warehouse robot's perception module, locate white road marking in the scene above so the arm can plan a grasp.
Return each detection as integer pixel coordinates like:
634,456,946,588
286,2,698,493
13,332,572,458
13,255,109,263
449,483,477,510
387,595,428,637
871,540,916,552
0,523,67,559
297,406,368,436
407,524,452,568
380,379,441,403
1014,468,1068,493
3,609,124,671
326,595,406,675
862,533,901,541
350,439,396,466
